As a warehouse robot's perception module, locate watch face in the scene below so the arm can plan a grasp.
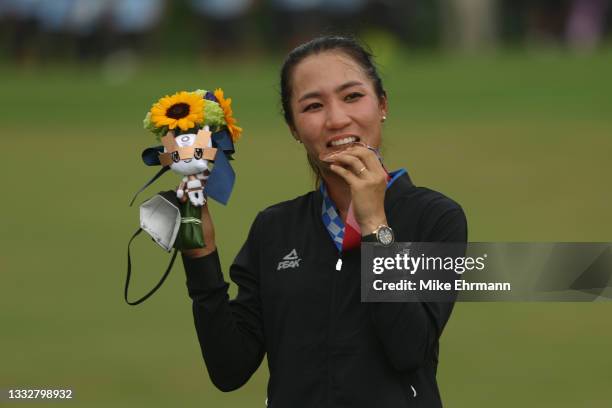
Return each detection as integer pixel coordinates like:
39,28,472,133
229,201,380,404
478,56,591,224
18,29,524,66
377,226,394,246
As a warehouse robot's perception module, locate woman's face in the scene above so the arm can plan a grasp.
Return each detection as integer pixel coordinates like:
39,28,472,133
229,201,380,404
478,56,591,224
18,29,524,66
289,51,387,169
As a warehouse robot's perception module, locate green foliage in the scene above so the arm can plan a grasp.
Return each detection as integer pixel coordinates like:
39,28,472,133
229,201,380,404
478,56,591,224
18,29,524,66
203,98,226,131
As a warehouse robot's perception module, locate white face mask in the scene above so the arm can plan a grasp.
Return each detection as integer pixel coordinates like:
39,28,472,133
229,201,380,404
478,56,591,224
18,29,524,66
139,193,181,252
126,191,183,306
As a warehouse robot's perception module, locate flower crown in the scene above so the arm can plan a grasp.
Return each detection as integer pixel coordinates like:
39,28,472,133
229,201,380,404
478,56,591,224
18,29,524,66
143,89,242,142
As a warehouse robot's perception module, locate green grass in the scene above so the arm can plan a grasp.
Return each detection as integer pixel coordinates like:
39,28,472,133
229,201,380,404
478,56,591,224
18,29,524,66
1,49,612,407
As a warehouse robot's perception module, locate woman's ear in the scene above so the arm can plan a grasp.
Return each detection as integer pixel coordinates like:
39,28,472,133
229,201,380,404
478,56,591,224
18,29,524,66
380,95,389,120
289,126,301,143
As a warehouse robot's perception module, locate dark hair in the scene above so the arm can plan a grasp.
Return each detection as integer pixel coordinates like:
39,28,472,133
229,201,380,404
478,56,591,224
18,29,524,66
280,35,386,128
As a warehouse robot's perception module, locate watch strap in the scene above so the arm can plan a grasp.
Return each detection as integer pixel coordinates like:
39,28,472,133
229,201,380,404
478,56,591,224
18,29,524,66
361,233,378,242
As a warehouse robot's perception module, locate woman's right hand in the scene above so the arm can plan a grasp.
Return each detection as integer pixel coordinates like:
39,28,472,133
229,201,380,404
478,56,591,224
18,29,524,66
181,198,217,258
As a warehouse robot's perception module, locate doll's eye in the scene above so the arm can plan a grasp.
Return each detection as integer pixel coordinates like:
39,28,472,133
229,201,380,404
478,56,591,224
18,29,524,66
171,151,180,163
194,148,203,159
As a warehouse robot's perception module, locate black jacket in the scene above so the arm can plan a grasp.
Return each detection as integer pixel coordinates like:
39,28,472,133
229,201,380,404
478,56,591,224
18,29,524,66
182,172,467,407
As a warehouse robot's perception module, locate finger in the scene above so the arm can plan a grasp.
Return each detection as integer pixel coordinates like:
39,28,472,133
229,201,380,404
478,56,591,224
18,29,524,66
345,145,385,175
329,163,360,186
319,142,355,162
332,151,375,180
329,153,367,176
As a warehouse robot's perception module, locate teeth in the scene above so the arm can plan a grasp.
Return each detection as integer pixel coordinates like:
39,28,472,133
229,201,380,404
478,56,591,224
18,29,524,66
330,137,357,147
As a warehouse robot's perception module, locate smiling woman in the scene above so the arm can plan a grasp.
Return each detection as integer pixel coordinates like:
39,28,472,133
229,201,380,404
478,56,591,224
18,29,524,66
181,36,468,408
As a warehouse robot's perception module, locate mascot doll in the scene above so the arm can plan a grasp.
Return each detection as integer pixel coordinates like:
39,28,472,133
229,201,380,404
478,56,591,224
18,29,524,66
125,88,242,305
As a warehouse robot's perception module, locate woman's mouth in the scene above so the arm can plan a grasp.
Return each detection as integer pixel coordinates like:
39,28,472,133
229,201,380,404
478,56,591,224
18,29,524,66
327,136,360,148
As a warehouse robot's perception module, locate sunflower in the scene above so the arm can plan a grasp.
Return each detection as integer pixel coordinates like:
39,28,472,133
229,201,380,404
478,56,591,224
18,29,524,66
150,91,205,132
214,88,243,142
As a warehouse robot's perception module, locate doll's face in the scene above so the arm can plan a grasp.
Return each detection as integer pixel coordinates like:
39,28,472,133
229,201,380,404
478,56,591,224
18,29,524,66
168,133,211,176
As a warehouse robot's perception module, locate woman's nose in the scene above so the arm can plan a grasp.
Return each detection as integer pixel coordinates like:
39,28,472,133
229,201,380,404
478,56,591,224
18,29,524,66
325,102,351,130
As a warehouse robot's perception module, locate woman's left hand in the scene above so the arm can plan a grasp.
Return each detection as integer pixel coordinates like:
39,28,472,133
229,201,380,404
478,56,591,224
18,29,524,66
326,145,388,235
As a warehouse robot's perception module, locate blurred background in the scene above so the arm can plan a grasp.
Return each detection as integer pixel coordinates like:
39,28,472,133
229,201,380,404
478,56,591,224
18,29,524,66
1,0,612,407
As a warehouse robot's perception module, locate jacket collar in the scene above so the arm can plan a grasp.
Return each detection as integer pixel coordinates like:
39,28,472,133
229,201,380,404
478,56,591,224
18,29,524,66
384,171,415,211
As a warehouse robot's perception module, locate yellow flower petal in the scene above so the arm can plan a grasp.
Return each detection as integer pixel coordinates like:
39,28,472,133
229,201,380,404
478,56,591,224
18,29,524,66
212,88,242,142
176,119,185,130
160,118,176,126
147,90,208,134
151,108,166,117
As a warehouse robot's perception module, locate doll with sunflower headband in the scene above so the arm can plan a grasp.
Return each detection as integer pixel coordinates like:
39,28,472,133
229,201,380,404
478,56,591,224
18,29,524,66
141,87,241,246
143,89,242,210
124,88,242,305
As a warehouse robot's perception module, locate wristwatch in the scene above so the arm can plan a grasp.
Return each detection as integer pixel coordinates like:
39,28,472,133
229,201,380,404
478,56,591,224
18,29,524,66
362,224,395,246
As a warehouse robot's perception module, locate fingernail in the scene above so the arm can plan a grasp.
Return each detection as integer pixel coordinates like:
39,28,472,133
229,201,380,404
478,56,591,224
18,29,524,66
319,151,339,162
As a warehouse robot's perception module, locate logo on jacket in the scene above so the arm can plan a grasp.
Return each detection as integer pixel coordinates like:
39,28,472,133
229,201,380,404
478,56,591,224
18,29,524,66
277,249,301,270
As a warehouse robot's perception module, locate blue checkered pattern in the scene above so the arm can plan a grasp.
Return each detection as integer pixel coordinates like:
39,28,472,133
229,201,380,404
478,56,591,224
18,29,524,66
320,184,345,252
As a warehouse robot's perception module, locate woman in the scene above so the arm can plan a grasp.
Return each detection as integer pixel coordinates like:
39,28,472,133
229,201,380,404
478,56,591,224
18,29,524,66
182,36,467,407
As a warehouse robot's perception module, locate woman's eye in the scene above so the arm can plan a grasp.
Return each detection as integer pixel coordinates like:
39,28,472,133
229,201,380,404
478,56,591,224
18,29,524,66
345,92,364,102
303,102,322,112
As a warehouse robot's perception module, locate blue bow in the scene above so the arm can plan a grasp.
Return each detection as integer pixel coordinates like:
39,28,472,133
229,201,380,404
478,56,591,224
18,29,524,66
206,130,235,205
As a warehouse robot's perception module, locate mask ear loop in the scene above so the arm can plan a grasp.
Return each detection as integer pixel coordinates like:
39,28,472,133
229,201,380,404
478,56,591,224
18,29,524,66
129,166,169,206
125,228,178,305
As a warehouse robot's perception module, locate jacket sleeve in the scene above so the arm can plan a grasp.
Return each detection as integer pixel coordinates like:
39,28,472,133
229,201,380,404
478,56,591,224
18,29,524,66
368,204,468,373
182,213,265,392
